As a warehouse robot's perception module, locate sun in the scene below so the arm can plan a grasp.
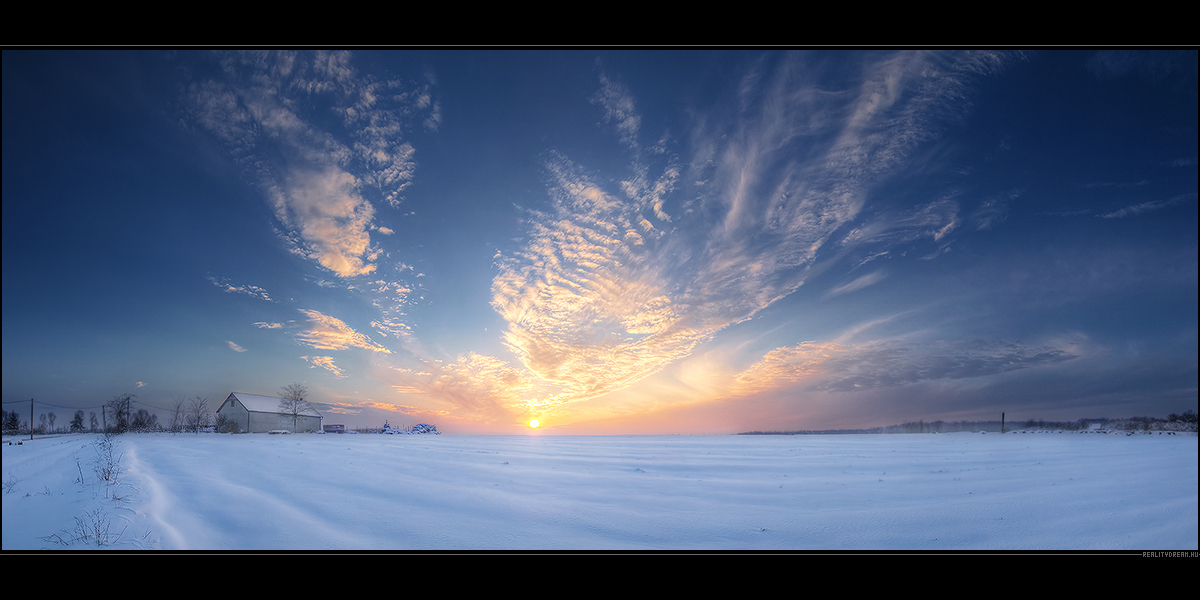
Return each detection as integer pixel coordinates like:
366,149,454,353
527,418,540,429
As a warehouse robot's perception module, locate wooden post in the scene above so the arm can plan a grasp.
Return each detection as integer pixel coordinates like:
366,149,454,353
1001,412,1005,434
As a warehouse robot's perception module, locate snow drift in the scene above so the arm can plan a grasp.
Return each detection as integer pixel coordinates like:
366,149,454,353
3,431,1196,551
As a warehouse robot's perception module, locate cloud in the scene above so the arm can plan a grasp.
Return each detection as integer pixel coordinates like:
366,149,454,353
323,400,443,417
226,341,247,352
491,154,709,406
735,338,1078,396
593,72,641,151
294,309,391,354
208,276,275,302
491,51,1017,411
971,190,1019,231
268,166,379,277
301,355,346,378
135,381,147,388
253,322,284,329
386,353,545,421
184,50,436,278
825,270,886,298
1099,193,1193,219
841,196,961,248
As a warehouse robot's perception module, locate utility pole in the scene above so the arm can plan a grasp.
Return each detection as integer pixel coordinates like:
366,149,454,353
1001,412,1006,434
29,399,34,441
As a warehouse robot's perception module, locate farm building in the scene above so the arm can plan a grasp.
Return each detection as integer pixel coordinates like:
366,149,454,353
216,392,322,433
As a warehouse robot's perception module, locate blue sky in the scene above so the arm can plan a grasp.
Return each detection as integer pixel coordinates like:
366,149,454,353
3,50,1196,434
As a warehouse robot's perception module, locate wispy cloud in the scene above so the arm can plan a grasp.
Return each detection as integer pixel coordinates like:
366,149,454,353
841,196,961,249
323,400,444,417
735,338,1078,396
208,276,275,302
593,71,641,151
184,50,437,278
492,153,708,408
226,341,247,352
825,270,886,298
386,353,545,422
971,190,1019,231
301,355,346,378
490,51,1016,412
294,309,391,354
1099,193,1193,219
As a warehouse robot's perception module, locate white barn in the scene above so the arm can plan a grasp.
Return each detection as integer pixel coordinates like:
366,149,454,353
216,392,322,433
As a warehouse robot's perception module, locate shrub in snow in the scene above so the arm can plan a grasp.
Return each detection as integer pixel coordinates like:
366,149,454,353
410,423,439,435
93,435,122,483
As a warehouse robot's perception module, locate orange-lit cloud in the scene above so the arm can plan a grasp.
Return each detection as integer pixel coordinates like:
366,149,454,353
295,309,391,354
491,155,708,408
489,55,1019,414
322,400,446,417
300,355,346,378
185,50,437,278
386,353,546,422
221,52,1030,431
270,167,379,278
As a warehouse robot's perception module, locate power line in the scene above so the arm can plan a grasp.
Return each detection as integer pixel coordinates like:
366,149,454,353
2,399,105,410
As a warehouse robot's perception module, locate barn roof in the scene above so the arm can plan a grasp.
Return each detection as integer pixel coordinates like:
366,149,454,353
225,392,322,418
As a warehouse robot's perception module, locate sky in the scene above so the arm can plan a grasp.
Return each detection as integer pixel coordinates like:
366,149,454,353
3,49,1197,434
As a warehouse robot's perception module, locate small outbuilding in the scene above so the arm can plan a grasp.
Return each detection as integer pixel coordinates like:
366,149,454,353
216,392,322,433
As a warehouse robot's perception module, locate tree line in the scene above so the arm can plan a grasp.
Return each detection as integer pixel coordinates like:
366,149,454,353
3,383,315,436
2,394,224,436
739,410,1199,435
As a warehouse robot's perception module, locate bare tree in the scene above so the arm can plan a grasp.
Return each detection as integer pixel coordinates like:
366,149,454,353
279,383,309,432
186,396,211,433
168,396,187,434
106,394,134,434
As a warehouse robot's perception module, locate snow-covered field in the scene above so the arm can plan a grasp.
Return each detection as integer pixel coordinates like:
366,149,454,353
3,431,1196,551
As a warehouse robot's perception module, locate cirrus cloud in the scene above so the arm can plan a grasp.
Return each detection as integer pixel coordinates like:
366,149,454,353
294,309,391,354
735,338,1078,396
184,50,436,278
490,51,1018,412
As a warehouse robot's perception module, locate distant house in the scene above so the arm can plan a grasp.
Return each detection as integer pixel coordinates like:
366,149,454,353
323,424,346,434
216,392,322,433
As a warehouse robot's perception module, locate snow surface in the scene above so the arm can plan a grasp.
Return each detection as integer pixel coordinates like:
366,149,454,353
3,431,1196,551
